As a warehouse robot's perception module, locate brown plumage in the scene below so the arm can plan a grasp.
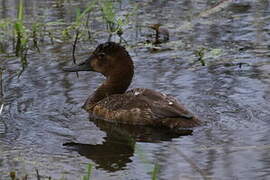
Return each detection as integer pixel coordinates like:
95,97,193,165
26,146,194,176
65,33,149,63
63,42,201,129
148,24,169,43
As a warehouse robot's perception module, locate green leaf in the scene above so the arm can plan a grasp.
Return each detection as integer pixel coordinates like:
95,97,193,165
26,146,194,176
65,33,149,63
76,8,81,22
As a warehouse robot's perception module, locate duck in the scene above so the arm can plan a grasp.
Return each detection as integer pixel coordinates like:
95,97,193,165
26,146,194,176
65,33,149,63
148,23,169,44
63,42,201,129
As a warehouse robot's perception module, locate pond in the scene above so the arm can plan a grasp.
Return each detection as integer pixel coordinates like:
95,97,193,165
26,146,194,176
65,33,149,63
0,0,270,179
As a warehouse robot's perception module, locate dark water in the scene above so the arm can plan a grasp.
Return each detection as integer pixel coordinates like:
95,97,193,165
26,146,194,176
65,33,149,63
0,0,270,179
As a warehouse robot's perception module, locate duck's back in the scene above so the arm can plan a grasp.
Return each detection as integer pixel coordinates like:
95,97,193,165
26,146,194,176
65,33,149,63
86,88,201,129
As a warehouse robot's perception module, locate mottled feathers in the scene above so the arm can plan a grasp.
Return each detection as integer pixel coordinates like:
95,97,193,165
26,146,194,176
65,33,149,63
87,88,201,128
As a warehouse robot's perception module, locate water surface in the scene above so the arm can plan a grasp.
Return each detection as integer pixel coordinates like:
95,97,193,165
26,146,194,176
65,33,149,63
0,0,270,179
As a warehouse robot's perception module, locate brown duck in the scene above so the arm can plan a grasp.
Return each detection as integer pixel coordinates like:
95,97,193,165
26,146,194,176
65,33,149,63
148,23,169,43
64,42,201,129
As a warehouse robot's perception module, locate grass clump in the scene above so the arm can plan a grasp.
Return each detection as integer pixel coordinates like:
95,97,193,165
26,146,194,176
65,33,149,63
99,0,133,43
0,0,59,76
0,0,137,75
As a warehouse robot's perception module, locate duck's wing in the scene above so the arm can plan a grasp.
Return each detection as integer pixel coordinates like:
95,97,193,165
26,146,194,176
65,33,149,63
126,88,195,120
91,88,200,128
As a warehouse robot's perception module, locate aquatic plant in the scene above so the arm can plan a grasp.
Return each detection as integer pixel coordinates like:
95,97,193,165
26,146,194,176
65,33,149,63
0,0,138,76
82,163,93,180
151,164,160,180
62,0,135,67
0,0,65,76
194,47,224,66
99,0,132,43
195,48,206,66
0,0,49,76
14,0,29,76
61,0,98,64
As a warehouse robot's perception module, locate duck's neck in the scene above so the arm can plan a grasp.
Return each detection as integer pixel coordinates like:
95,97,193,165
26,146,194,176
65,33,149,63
83,72,133,110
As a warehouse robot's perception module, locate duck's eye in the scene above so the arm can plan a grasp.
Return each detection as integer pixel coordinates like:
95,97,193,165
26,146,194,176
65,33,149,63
98,53,105,60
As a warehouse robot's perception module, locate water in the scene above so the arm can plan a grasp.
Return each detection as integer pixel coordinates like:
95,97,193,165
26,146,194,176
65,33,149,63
0,0,270,179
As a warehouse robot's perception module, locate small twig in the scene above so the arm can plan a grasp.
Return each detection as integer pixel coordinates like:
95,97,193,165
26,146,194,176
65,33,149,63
117,29,128,45
18,48,28,77
0,68,3,98
15,32,22,57
72,30,80,78
119,36,128,45
72,30,80,64
155,29,159,44
36,169,41,180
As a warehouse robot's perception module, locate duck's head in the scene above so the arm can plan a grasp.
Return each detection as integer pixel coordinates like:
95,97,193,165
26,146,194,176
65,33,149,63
148,23,162,31
63,42,134,78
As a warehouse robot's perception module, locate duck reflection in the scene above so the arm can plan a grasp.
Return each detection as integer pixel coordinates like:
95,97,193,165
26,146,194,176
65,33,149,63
64,119,192,172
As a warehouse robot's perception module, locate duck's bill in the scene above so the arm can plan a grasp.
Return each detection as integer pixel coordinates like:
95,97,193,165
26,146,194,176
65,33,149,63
63,58,93,72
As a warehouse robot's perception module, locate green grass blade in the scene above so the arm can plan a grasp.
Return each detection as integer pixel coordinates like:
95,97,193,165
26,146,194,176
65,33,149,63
17,0,24,21
151,164,160,180
82,163,93,180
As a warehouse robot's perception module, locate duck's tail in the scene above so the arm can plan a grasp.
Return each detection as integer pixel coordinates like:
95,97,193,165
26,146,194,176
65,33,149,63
160,116,202,130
